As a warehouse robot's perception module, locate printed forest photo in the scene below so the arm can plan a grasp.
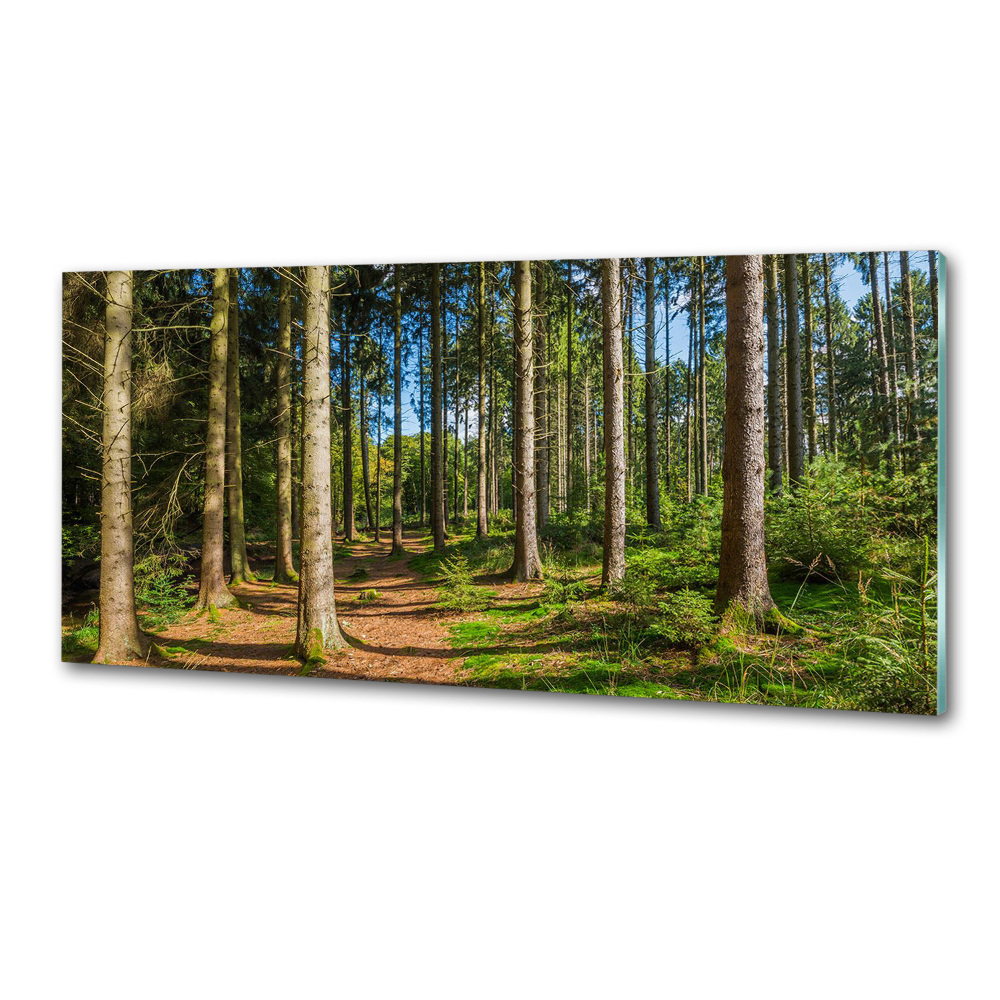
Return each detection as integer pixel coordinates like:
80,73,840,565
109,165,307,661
62,254,943,713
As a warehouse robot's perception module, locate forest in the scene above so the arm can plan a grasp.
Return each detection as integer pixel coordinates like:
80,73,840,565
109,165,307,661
62,253,941,714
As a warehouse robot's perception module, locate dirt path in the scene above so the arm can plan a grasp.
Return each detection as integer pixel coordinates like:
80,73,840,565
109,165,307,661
152,530,485,685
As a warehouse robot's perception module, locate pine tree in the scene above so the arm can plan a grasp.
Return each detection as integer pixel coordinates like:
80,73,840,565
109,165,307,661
93,270,149,663
601,259,626,586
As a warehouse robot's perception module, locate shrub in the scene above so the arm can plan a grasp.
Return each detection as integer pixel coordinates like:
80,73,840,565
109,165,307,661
134,551,195,627
649,589,718,647
437,553,493,611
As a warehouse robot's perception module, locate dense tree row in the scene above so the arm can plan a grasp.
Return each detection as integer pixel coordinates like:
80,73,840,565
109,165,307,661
62,254,939,666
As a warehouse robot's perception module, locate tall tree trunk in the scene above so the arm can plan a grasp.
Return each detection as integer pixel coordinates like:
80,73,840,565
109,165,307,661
583,370,591,512
274,271,298,582
296,265,344,661
196,269,236,609
784,253,805,486
821,254,838,460
391,265,404,555
375,374,382,544
430,264,445,550
476,262,488,537
535,262,549,527
442,275,449,528
715,255,778,627
453,291,460,524
644,257,660,527
419,313,426,529
94,269,149,662
698,256,708,494
883,252,902,446
601,259,626,586
226,268,253,584
663,261,671,495
341,314,355,541
509,261,543,581
565,260,574,512
801,255,818,461
868,252,894,457
685,264,694,502
359,350,373,530
765,255,784,493
928,250,939,341
463,404,469,520
899,250,921,442
626,261,635,499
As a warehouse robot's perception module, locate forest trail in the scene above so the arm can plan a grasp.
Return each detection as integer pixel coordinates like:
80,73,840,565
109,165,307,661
149,529,517,685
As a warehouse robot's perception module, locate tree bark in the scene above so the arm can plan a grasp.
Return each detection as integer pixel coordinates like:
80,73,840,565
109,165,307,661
197,270,237,609
715,255,777,626
882,252,902,447
419,310,426,529
359,348,373,530
698,256,709,494
801,256,818,461
928,250,939,341
274,271,298,582
821,254,839,460
296,265,344,660
784,254,805,486
391,265,405,554
764,255,784,493
94,270,149,662
565,260,574,512
476,262,488,537
534,262,550,527
341,312,355,541
899,250,921,441
868,252,894,456
508,261,543,581
643,257,661,528
601,259,626,586
225,269,253,584
430,264,445,550
663,261,671,495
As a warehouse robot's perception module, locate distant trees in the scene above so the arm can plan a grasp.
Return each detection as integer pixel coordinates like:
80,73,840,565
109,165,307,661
295,265,344,661
93,270,148,664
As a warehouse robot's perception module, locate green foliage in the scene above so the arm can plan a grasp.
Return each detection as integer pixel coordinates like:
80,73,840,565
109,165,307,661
348,563,370,582
766,459,937,582
134,551,195,628
649,590,718,647
62,523,100,563
437,552,494,611
62,606,100,661
356,588,379,603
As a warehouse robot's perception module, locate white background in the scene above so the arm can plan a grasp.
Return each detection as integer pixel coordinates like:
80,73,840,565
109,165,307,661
2,2,997,997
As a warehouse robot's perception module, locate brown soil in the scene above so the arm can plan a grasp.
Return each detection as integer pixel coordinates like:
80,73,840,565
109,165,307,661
138,530,527,686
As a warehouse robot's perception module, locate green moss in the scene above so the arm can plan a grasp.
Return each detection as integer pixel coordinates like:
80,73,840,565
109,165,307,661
447,621,501,648
298,629,326,675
